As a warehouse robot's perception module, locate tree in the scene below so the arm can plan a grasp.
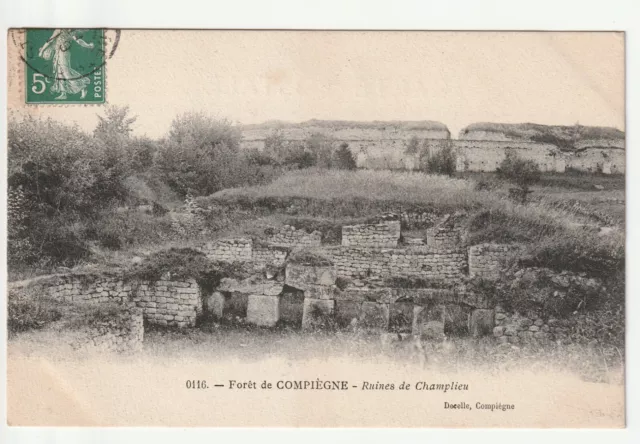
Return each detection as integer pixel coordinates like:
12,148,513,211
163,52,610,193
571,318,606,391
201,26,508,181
419,142,456,176
155,112,244,196
94,105,137,138
497,152,542,203
333,142,357,170
8,117,132,265
305,133,334,168
263,129,287,163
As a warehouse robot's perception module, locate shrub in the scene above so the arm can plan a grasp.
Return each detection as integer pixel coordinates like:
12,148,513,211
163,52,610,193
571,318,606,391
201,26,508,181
305,133,334,168
333,143,357,170
126,248,251,293
419,142,456,176
8,287,63,336
86,210,176,250
497,153,541,203
8,116,134,267
154,112,248,196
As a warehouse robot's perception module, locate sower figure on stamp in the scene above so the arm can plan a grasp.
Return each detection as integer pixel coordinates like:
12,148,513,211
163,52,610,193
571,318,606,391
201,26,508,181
38,29,94,100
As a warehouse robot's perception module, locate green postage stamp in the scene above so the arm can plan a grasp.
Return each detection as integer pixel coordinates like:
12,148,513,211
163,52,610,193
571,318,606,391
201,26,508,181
24,29,106,104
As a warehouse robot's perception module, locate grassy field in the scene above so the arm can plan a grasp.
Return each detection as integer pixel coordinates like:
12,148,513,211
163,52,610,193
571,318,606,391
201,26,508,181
9,168,624,284
203,169,624,276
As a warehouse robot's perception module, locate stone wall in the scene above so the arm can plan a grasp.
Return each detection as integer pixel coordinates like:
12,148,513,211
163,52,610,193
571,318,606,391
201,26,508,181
266,225,322,249
68,304,144,353
565,148,625,174
238,120,624,174
201,238,253,262
132,278,201,328
252,244,289,268
341,221,401,248
493,307,553,345
468,244,513,280
327,246,467,283
46,274,132,303
200,237,293,269
449,140,564,172
425,226,462,249
241,122,450,143
42,273,201,329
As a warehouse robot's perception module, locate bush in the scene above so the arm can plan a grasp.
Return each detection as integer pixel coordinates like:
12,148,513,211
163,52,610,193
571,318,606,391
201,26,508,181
86,210,176,250
497,153,541,203
419,142,456,176
8,287,63,336
333,143,357,170
126,248,251,293
305,133,334,168
8,116,134,267
154,112,249,196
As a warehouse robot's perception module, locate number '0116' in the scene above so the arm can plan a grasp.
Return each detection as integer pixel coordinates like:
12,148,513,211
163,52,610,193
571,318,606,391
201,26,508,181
186,380,208,389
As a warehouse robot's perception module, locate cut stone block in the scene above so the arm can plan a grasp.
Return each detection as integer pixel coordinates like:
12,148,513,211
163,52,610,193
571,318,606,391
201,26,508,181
246,295,280,327
412,304,445,339
359,302,390,332
469,309,495,337
285,264,336,291
302,298,335,330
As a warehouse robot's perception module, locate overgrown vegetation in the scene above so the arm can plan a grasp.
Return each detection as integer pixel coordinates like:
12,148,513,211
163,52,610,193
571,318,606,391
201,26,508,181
207,169,624,279
8,287,63,336
459,122,624,152
497,152,542,203
125,248,251,293
419,142,457,176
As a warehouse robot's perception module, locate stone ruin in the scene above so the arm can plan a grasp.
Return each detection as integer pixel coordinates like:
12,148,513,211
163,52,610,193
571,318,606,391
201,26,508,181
11,214,580,351
198,218,523,342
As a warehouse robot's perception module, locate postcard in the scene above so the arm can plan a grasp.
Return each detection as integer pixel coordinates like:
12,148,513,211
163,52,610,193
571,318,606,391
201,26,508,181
6,29,625,427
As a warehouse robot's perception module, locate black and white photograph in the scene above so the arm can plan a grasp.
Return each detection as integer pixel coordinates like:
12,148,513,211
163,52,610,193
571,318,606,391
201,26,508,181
4,28,628,428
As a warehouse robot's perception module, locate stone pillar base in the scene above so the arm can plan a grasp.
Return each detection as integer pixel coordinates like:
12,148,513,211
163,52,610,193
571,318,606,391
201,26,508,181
247,295,280,327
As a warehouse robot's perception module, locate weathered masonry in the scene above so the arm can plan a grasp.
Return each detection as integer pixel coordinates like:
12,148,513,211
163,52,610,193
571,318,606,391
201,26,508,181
11,216,578,348
40,273,202,328
204,218,518,341
239,121,625,174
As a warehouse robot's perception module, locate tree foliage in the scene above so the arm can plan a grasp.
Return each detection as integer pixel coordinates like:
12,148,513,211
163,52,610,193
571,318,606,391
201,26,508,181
333,142,357,170
155,112,246,196
497,152,542,203
419,142,456,176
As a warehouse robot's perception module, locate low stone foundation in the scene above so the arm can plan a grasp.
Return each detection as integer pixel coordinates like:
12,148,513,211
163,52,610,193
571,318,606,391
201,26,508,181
132,278,201,328
341,221,401,248
42,273,201,328
328,246,467,282
66,304,144,353
201,238,253,262
468,243,513,279
266,225,322,249
46,274,132,303
493,307,553,345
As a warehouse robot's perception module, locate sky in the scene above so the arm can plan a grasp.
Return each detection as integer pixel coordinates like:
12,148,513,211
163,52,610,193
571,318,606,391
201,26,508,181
7,30,625,139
